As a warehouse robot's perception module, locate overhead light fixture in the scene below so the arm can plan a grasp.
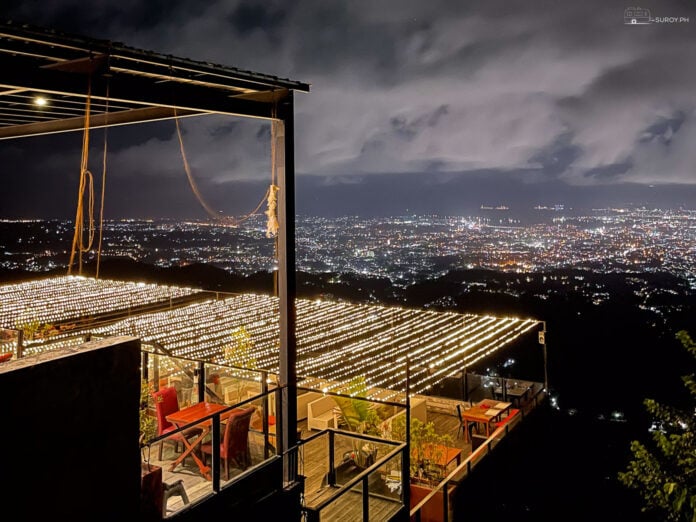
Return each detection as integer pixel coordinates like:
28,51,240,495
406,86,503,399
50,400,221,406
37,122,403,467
33,96,48,106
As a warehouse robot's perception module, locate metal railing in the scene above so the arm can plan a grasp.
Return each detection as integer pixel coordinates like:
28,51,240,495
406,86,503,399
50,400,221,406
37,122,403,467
410,385,546,521
300,429,408,522
140,351,288,518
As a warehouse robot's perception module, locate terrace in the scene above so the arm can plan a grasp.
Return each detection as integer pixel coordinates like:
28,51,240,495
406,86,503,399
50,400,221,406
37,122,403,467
139,350,545,520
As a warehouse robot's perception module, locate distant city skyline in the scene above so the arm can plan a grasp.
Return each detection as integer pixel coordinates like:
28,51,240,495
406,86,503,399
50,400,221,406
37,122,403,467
2,1,695,219
3,210,694,285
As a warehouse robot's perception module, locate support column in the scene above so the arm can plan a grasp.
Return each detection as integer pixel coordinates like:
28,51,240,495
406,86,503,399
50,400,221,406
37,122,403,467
277,92,298,485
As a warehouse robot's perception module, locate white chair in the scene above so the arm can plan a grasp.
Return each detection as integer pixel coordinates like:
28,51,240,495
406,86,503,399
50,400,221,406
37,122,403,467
307,396,338,431
297,391,322,421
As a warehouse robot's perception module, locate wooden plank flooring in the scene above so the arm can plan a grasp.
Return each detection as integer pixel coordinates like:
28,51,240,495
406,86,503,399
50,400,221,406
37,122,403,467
315,489,403,521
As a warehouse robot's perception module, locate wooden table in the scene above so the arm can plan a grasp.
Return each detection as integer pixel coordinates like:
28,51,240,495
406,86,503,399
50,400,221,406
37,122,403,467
165,402,231,480
494,380,532,406
420,444,462,472
460,400,512,442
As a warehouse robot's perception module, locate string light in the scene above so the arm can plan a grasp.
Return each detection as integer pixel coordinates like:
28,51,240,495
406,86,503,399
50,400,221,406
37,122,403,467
0,275,199,330
1,277,542,396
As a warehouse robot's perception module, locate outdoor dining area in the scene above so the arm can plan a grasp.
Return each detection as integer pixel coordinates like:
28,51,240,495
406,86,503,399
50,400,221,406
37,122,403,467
139,346,543,520
140,351,281,518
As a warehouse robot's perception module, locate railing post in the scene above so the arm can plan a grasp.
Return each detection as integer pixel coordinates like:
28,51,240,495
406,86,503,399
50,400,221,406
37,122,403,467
260,373,270,459
16,329,23,359
442,479,449,521
211,412,221,492
362,475,369,519
142,351,149,383
274,387,282,457
404,359,411,513
328,431,336,486
196,361,205,402
152,353,160,391
402,445,409,516
305,509,319,522
463,369,469,402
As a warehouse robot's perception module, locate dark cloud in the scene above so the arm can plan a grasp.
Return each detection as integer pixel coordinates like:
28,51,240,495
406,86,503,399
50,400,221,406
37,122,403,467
228,2,288,36
2,0,696,218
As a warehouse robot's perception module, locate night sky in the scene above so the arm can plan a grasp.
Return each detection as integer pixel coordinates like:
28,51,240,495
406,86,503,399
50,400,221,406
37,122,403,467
2,1,696,219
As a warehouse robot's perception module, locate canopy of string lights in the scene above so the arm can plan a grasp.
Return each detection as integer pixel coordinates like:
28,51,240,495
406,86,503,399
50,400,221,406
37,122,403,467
1,276,540,397
0,275,201,330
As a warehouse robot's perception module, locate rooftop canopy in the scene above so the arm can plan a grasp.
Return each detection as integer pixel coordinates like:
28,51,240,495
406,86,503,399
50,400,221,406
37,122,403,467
0,20,310,139
0,275,202,330
1,276,541,398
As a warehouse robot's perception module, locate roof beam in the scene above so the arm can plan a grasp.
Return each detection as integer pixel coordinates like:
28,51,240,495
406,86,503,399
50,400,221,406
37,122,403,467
0,54,282,124
0,106,202,139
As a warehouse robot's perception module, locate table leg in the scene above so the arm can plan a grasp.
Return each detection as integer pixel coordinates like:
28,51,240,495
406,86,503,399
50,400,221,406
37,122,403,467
168,426,212,480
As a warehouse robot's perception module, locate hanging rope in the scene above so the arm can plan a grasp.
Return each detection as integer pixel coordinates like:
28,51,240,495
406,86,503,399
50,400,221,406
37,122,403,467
265,113,280,239
175,114,228,222
68,76,97,276
269,105,281,298
95,78,110,280
265,183,279,238
173,107,281,233
171,82,281,297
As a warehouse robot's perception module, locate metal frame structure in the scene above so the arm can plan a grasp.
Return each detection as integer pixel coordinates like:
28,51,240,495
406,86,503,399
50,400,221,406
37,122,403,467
0,21,309,138
0,19,309,487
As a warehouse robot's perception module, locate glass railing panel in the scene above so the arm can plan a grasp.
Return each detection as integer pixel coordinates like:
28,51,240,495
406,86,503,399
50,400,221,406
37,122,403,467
146,416,214,518
367,451,405,521
146,353,198,407
214,368,264,406
202,362,260,404
331,432,396,482
246,388,280,462
299,432,331,507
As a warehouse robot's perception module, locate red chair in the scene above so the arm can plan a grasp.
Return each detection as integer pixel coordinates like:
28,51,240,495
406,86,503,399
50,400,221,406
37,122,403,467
201,406,255,480
151,386,201,461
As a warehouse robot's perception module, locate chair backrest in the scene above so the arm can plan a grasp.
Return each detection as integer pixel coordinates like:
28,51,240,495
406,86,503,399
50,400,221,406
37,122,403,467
152,386,180,435
222,407,255,460
456,403,463,422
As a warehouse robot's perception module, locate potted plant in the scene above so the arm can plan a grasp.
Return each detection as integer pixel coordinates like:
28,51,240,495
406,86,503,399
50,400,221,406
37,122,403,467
391,415,456,522
140,380,158,449
390,415,453,486
332,377,391,469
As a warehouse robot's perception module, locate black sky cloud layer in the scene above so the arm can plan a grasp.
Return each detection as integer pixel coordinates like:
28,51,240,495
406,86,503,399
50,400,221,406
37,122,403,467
2,0,695,218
